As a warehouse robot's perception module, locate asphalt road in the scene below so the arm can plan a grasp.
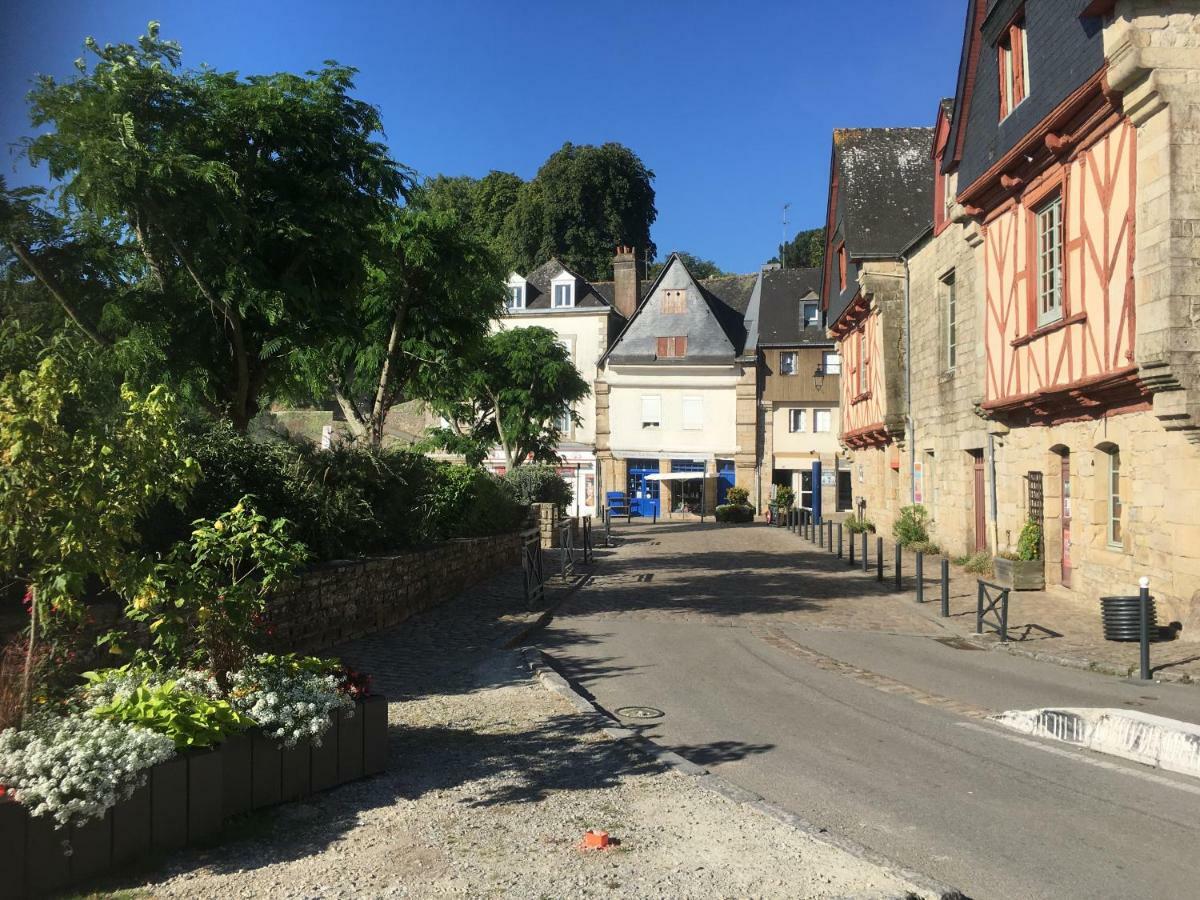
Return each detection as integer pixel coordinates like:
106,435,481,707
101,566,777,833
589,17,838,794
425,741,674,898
541,529,1200,900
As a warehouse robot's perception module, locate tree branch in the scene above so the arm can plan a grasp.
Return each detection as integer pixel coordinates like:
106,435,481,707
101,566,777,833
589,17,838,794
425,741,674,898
9,239,111,347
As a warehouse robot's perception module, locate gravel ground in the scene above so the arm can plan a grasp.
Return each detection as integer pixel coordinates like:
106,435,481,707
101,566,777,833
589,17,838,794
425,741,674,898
112,649,925,899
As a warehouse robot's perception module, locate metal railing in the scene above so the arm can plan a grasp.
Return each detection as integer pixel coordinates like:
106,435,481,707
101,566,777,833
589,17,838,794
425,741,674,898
975,580,1010,641
521,530,544,608
557,518,576,581
581,515,594,565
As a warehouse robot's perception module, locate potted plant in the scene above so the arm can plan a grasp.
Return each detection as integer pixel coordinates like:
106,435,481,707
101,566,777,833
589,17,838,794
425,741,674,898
994,518,1045,590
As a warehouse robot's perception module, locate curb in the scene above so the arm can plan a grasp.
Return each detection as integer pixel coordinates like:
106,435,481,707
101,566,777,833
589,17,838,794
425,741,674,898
990,707,1200,779
499,570,591,650
987,642,1194,685
521,646,966,900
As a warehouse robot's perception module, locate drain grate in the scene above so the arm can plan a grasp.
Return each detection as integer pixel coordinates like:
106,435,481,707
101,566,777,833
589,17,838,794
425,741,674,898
933,636,986,651
615,706,664,720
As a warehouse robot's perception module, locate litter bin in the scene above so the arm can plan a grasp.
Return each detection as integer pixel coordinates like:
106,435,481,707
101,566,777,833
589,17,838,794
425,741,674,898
1100,594,1156,642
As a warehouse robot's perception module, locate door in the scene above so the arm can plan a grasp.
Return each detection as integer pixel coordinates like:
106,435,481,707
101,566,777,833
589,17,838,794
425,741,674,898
811,461,822,525
716,459,735,506
800,470,814,515
626,460,659,517
971,450,987,552
1061,452,1072,588
837,470,853,511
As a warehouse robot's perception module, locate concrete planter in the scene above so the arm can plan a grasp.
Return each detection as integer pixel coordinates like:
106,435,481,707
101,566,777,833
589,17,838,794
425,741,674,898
994,556,1045,591
5,697,386,896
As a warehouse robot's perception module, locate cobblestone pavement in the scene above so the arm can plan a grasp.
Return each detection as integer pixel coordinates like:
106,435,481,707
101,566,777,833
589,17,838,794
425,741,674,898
592,518,1200,683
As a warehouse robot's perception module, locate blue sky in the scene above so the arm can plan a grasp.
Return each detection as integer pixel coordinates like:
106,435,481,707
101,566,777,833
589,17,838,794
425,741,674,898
2,1,965,274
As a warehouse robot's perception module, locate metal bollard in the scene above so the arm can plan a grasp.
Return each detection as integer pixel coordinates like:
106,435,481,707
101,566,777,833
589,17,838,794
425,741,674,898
1139,576,1152,681
837,523,843,559
811,516,819,545
915,552,924,603
894,542,902,590
940,559,949,617
848,529,855,565
826,520,833,551
876,537,884,581
861,531,868,572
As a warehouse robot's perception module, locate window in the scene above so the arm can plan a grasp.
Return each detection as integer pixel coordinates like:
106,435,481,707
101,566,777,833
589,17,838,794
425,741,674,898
837,242,847,292
1036,195,1063,326
943,271,957,370
998,16,1028,119
855,327,869,394
788,408,807,433
555,405,572,435
814,408,832,433
822,351,841,375
641,395,661,428
656,336,688,358
553,282,574,308
802,301,821,328
1108,447,1122,548
507,285,525,310
662,289,687,314
682,395,703,430
779,351,797,375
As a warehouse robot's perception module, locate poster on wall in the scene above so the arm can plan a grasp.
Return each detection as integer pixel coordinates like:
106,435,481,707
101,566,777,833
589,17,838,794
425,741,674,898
821,472,836,486
913,460,924,504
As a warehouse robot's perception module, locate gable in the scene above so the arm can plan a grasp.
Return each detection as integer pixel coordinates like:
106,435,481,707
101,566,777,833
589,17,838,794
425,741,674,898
605,258,738,365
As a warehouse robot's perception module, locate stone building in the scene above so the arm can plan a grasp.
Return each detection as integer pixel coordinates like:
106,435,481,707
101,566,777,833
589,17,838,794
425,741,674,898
824,0,1200,626
750,266,846,518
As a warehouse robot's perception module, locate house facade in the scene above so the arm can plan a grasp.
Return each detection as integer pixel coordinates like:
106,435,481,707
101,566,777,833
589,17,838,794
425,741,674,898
595,253,758,517
751,266,846,518
824,0,1200,625
489,258,626,516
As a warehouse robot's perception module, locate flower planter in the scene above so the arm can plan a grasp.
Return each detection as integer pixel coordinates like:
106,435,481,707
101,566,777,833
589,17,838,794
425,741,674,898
221,732,253,818
0,796,27,899
362,695,388,775
111,782,152,865
310,719,339,791
151,754,188,850
281,739,312,802
187,747,223,842
69,808,113,881
251,732,283,810
993,556,1045,591
337,705,364,783
25,811,72,895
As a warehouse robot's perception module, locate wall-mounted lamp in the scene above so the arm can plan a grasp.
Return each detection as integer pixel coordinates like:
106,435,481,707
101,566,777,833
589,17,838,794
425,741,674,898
813,365,826,392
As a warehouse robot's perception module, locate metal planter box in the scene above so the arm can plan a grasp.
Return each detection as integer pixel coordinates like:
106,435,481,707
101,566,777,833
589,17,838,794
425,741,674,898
993,556,1045,591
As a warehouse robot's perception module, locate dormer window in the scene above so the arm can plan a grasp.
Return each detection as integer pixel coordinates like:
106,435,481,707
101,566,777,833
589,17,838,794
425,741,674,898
505,274,527,311
551,273,575,309
802,301,821,328
998,14,1028,120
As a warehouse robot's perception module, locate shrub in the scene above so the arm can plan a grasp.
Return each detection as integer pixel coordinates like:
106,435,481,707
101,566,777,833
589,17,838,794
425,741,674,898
89,680,251,750
1016,519,1042,561
774,486,795,509
715,504,754,524
845,517,876,534
893,505,930,547
228,654,352,748
503,464,573,510
955,551,994,575
906,540,943,556
725,486,749,506
0,713,174,828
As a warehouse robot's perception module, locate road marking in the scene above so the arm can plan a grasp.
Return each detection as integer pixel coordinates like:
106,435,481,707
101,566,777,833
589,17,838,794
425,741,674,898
754,627,993,719
956,721,1200,797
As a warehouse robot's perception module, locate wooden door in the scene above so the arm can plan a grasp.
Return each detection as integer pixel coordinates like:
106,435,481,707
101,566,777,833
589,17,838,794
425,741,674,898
971,451,987,552
1061,452,1072,588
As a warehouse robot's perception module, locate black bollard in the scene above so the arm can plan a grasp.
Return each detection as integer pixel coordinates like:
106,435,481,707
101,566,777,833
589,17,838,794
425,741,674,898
876,537,884,581
837,523,843,559
940,559,949,616
916,552,925,603
861,531,868,572
1139,577,1152,681
894,542,902,590
848,529,855,565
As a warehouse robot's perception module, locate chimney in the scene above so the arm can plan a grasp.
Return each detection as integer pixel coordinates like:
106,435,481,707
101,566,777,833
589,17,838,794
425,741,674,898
612,245,639,319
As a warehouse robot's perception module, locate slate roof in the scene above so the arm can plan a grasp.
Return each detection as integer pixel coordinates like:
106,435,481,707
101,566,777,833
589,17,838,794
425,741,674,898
834,127,935,258
516,259,613,311
697,274,757,354
755,268,831,347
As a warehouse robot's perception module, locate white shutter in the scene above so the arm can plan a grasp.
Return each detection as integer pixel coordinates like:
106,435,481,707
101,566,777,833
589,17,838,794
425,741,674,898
682,396,703,430
814,409,832,433
641,395,661,427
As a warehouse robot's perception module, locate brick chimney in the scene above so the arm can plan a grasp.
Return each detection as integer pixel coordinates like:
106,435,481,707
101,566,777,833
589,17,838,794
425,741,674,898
612,245,640,320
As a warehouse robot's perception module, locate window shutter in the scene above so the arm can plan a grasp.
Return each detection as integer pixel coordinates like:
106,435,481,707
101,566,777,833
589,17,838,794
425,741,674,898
682,396,703,430
656,337,669,358
677,336,687,356
641,395,661,426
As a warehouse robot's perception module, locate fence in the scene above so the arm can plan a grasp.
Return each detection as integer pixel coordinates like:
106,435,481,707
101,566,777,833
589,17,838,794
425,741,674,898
557,518,576,581
521,529,544,608
975,580,1010,641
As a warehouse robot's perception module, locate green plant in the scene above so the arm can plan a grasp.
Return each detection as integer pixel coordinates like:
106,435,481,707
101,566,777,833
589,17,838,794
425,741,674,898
892,504,930,546
906,540,942,556
1016,518,1042,561
228,654,352,748
715,503,754,524
89,681,251,750
955,551,994,575
774,486,795,509
845,517,876,534
503,464,573,510
725,486,749,506
123,498,309,685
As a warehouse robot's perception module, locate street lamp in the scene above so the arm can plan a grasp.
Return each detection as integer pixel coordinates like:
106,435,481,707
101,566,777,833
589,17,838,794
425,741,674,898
813,365,826,392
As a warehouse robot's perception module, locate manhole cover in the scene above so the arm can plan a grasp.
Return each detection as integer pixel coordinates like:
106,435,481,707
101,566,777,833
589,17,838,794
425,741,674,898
615,706,664,720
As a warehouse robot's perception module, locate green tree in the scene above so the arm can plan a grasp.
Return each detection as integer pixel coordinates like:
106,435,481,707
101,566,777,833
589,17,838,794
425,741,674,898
287,206,505,447
15,23,407,430
646,251,728,281
774,227,826,269
0,333,198,717
427,327,590,469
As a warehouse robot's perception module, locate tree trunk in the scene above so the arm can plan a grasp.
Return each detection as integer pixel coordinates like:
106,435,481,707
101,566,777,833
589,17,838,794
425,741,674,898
21,586,37,721
9,241,111,347
368,300,411,448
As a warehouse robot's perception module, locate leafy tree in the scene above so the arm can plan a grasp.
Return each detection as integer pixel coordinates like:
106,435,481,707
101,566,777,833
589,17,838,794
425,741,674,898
774,227,826,269
646,251,728,281
287,206,505,446
416,171,521,265
0,333,198,717
427,327,589,469
14,22,407,429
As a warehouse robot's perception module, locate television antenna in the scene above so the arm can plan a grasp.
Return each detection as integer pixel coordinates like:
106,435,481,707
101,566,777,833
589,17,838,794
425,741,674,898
781,202,791,269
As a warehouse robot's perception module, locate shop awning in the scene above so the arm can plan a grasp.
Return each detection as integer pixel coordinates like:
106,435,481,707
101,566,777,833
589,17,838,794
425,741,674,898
644,472,708,481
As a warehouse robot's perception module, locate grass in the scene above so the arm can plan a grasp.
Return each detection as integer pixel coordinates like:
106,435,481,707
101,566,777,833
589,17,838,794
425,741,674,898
954,551,993,576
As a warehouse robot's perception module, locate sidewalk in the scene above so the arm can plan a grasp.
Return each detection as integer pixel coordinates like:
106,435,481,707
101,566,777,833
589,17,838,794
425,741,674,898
777,520,1200,683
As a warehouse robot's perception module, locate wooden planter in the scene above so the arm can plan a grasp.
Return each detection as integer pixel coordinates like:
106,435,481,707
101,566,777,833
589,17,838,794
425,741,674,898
4,696,389,897
994,556,1045,591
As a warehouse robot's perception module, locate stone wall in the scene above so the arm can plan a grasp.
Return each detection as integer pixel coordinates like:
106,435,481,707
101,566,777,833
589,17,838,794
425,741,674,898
267,532,522,653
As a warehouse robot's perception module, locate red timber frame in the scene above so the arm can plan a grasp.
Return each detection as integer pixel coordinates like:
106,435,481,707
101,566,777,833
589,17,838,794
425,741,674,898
831,292,889,448
963,68,1147,427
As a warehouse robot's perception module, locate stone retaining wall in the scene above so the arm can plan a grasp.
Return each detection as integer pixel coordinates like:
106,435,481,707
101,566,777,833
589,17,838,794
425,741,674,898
267,532,522,652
